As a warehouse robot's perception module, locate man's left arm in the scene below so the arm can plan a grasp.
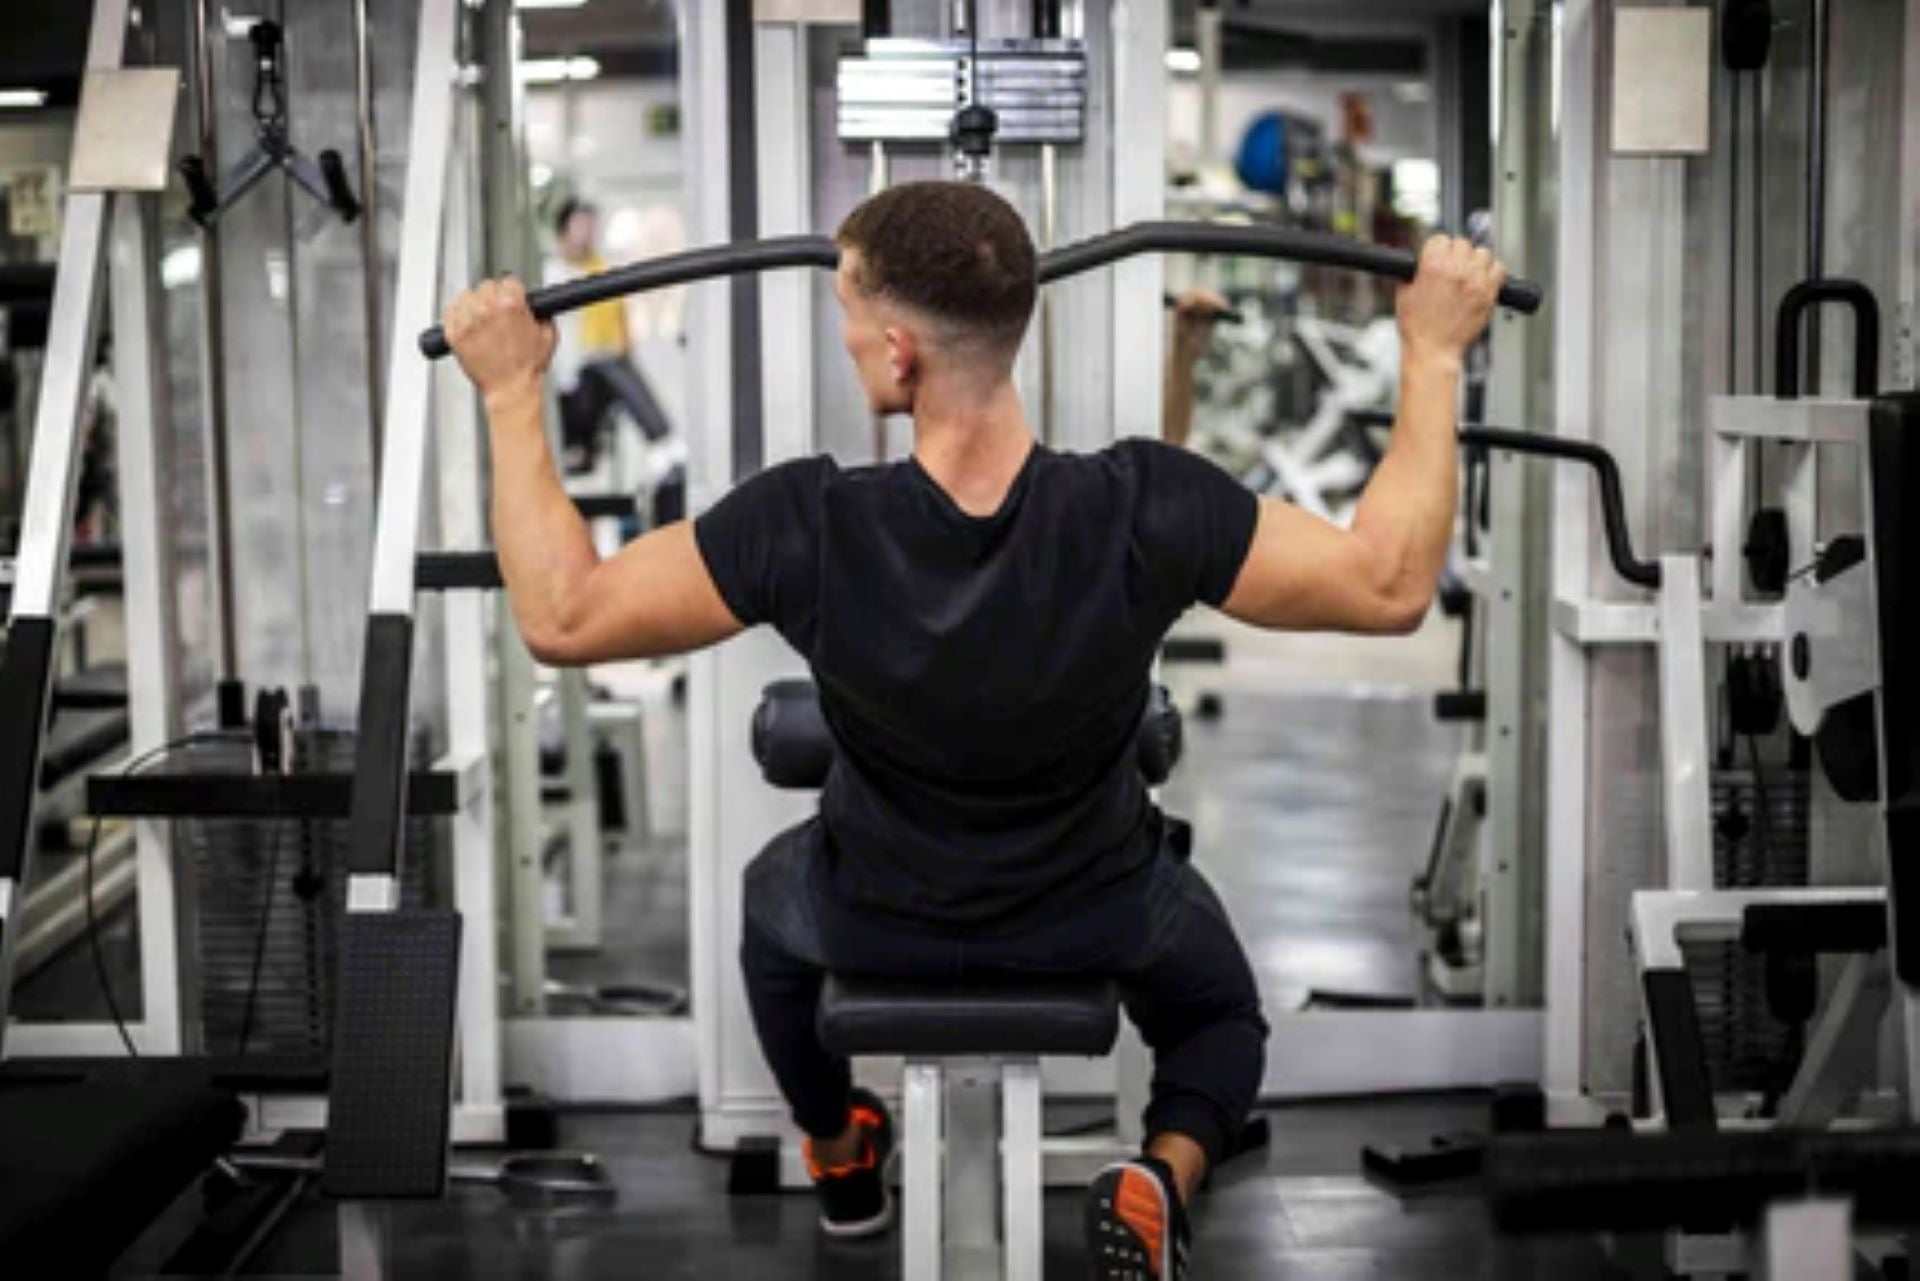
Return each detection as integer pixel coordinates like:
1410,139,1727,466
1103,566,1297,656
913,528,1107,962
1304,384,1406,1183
443,277,744,665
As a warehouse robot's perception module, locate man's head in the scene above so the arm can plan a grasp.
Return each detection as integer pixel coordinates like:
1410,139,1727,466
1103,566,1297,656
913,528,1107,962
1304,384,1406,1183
555,198,598,261
833,181,1038,416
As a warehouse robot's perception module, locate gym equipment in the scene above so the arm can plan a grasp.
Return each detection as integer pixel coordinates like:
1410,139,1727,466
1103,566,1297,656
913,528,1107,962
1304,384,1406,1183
416,221,1545,359
176,21,362,229
1484,381,1919,1275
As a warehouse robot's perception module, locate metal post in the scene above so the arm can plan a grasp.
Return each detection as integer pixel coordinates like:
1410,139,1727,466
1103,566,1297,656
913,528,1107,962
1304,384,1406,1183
189,0,241,685
436,81,505,1140
554,669,603,949
1002,1060,1043,1281
1657,556,1715,891
1804,0,1828,384
1196,4,1220,165
0,0,131,1051
351,0,386,478
109,190,187,1055
904,1061,945,1281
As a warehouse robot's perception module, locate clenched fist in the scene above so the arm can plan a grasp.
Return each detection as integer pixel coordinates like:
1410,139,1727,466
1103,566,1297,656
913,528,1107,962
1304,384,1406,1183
1396,236,1506,367
441,276,558,408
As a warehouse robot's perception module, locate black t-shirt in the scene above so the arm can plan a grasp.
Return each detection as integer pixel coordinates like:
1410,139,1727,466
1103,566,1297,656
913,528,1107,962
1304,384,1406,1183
695,439,1259,934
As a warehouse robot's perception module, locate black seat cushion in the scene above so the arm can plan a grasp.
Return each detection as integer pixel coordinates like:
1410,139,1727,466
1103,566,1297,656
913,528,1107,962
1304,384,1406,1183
818,975,1120,1057
754,681,1184,791
0,1080,246,1275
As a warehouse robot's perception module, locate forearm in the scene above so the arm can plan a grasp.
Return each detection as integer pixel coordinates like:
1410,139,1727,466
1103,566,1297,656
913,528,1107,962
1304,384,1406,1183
1162,338,1202,447
484,386,601,651
1347,350,1461,615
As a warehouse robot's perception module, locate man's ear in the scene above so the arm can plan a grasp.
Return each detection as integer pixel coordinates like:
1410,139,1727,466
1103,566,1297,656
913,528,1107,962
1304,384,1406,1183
885,325,917,386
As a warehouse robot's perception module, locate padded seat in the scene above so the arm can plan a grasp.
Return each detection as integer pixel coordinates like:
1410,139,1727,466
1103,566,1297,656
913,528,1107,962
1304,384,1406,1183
0,1080,246,1275
818,975,1120,1058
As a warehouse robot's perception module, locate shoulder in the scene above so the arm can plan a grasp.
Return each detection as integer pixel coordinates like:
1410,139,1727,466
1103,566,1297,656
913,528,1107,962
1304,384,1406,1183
1097,437,1233,489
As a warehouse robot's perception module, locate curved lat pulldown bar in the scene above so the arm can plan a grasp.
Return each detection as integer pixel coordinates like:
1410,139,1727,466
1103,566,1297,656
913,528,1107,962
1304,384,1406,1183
417,221,1544,359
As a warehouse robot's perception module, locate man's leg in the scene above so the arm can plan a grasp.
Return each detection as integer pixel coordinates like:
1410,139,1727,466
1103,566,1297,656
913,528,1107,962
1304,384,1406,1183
737,826,856,1146
1121,862,1269,1204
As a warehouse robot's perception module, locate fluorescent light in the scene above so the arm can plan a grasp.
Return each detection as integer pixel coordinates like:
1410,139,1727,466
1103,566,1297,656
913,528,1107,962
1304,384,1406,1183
516,0,588,8
530,163,554,188
1164,48,1202,75
518,56,601,84
0,89,49,108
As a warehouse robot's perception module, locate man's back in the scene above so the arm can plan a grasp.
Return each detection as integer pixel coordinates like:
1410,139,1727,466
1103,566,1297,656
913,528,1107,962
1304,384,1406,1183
697,437,1256,932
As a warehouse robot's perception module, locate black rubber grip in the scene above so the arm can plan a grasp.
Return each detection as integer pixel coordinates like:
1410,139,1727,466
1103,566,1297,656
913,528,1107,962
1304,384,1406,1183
1458,425,1661,589
318,149,361,223
346,613,414,877
1043,222,1544,314
418,222,1545,359
1774,277,1879,400
419,235,841,358
1161,291,1244,325
0,616,56,884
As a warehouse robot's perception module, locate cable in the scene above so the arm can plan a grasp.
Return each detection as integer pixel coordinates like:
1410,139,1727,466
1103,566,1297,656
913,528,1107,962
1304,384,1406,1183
234,817,284,1059
966,0,980,103
83,732,229,1057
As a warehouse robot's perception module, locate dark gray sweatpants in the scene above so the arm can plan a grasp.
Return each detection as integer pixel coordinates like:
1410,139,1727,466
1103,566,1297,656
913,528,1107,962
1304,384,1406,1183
738,819,1269,1168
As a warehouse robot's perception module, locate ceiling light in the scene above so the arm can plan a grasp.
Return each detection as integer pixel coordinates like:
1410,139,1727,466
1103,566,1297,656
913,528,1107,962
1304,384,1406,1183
1164,48,1202,75
0,89,49,108
518,56,601,84
516,0,589,9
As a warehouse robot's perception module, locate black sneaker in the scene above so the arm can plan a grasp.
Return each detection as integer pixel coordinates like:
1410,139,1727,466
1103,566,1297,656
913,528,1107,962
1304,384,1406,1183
1086,1155,1191,1279
803,1087,896,1238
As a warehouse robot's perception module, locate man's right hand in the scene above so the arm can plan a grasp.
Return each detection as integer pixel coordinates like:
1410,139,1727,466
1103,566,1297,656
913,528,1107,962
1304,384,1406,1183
1171,287,1232,356
1395,235,1506,368
442,276,558,410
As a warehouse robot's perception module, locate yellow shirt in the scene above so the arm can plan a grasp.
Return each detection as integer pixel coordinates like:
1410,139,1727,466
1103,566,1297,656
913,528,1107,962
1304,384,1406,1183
575,253,629,357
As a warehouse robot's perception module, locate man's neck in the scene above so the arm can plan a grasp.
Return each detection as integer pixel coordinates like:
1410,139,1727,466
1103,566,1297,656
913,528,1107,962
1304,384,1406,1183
910,377,1035,517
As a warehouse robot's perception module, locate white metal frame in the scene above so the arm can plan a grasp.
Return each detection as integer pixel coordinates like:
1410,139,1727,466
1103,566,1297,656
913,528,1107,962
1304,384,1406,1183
0,0,137,1052
901,1055,1047,1281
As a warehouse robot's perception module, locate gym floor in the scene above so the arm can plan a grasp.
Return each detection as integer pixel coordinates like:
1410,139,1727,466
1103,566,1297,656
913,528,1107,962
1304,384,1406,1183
100,615,1615,1276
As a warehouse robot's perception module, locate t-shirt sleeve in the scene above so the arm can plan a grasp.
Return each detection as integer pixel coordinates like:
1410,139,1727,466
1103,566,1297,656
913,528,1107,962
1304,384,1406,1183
1121,439,1260,609
693,456,832,634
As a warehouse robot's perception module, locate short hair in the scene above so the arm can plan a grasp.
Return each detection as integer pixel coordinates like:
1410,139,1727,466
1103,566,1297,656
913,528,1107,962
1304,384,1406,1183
554,197,596,236
835,181,1038,361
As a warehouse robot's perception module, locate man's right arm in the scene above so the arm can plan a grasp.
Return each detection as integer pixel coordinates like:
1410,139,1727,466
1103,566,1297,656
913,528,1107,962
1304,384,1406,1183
1217,236,1504,635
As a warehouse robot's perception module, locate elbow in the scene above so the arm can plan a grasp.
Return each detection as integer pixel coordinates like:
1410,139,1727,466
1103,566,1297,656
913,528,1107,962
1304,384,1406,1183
1369,582,1433,636
518,617,586,667
1379,594,1431,636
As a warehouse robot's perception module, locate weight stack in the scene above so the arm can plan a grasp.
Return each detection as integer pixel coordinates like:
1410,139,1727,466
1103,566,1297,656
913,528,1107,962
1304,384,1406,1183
188,725,439,1061
1680,767,1811,1095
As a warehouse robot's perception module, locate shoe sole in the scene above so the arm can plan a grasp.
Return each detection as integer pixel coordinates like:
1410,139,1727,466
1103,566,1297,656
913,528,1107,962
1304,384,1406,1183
817,1147,901,1240
1086,1161,1173,1280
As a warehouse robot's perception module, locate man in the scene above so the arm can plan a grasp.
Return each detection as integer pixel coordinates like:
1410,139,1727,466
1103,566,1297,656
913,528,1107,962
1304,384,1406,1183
545,197,673,471
442,180,1504,1280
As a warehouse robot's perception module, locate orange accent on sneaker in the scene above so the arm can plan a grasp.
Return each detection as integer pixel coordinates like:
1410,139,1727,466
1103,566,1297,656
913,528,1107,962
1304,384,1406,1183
803,1104,885,1181
1115,1168,1167,1272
